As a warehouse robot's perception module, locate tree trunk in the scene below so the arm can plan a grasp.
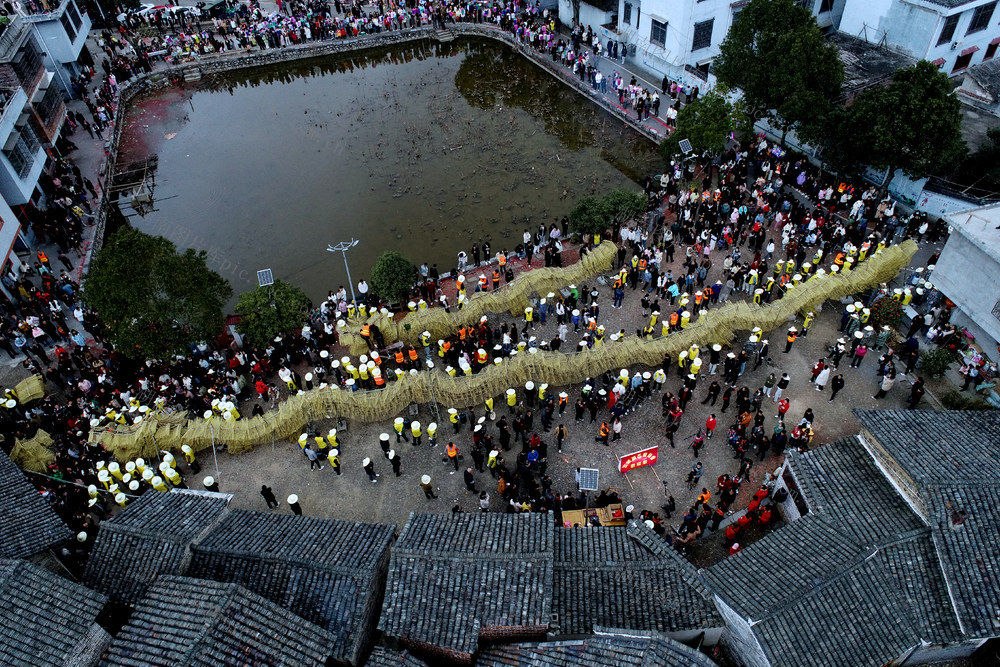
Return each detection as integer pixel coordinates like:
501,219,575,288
879,163,895,197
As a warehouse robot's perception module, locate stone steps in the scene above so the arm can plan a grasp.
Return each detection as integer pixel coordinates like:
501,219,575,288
434,29,455,43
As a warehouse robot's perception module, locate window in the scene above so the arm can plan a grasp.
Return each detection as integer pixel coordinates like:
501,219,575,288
650,19,667,48
986,41,998,59
953,52,973,71
35,85,62,127
820,0,834,13
66,1,83,31
692,19,714,51
11,39,43,87
4,127,40,179
623,2,632,26
967,2,996,34
60,11,77,42
937,14,959,46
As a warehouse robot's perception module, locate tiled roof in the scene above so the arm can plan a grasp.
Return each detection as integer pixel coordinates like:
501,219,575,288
786,438,925,543
923,484,1000,637
0,450,72,558
188,511,395,665
855,410,1000,638
378,513,554,656
553,522,722,635
478,633,718,667
101,576,335,666
708,435,969,665
854,410,1000,483
704,513,866,619
0,558,107,666
877,534,963,644
83,490,230,606
364,646,428,667
751,555,922,667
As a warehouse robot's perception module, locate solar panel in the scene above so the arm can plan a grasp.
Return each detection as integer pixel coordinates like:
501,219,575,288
578,468,600,492
678,138,693,154
257,269,274,287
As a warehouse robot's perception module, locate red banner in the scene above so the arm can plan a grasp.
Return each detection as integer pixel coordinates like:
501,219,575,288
619,446,659,474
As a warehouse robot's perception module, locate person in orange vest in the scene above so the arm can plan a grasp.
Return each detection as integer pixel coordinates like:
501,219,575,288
595,421,610,445
407,346,419,367
783,327,798,353
458,326,468,341
498,250,506,269
446,442,460,472
360,324,374,350
492,268,501,291
477,275,488,292
395,349,405,366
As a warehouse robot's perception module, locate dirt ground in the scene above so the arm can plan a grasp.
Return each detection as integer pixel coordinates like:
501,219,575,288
196,237,945,569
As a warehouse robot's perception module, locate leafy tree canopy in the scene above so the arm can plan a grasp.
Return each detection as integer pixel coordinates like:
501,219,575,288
604,188,647,226
569,195,612,236
769,24,844,139
370,251,416,304
235,279,312,348
714,0,816,121
841,60,967,182
83,227,231,358
665,91,745,158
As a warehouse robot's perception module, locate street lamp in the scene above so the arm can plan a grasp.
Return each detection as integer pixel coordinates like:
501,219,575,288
203,410,220,480
327,240,360,305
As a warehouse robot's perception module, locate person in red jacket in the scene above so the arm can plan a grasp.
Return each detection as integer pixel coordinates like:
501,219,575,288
705,413,717,439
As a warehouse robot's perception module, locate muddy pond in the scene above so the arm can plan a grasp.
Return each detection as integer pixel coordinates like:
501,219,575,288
117,37,660,305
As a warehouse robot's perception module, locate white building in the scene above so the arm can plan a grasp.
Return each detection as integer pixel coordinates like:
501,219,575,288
22,0,93,96
840,0,1000,76
612,0,848,87
933,204,1000,352
559,0,618,31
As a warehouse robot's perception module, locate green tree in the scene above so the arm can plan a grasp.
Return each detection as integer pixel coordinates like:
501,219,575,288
665,91,743,158
568,195,612,237
952,126,1000,192
842,61,967,186
370,251,416,304
234,280,311,348
714,0,816,123
769,24,844,145
604,188,647,227
83,228,231,358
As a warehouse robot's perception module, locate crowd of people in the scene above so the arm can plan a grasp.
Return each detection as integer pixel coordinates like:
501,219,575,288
0,0,974,562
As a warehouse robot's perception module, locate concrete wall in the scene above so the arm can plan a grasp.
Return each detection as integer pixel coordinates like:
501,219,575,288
27,1,92,94
0,193,23,273
0,89,46,206
712,595,771,667
933,228,1000,351
560,0,615,30
615,0,731,88
842,0,1000,74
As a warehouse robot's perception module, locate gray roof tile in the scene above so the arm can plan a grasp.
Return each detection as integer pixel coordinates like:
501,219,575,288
786,438,925,543
0,450,72,558
101,576,335,667
707,435,969,665
553,522,722,635
83,490,230,606
478,634,718,667
378,513,554,656
923,484,1000,637
0,558,107,667
854,410,1000,484
188,511,395,665
364,646,428,667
